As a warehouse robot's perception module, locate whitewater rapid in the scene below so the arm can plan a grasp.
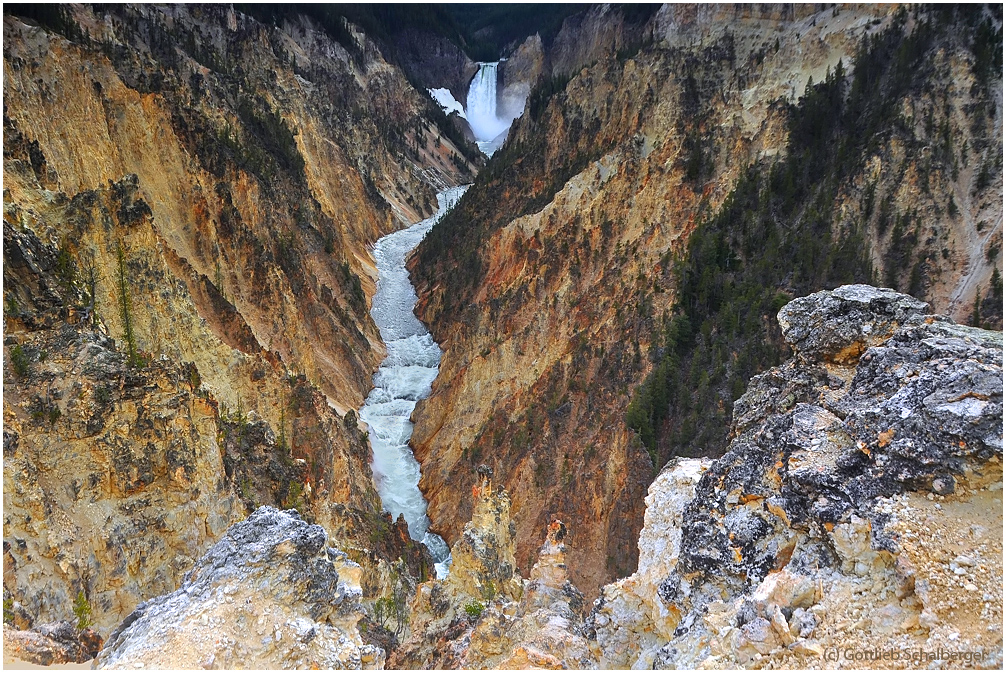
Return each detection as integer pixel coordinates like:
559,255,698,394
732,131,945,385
358,186,467,579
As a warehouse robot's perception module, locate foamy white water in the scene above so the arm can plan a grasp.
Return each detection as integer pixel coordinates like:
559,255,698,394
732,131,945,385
358,186,467,578
466,62,521,156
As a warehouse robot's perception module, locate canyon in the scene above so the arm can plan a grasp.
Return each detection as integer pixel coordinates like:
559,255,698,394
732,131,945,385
2,3,1002,670
83,286,1006,669
410,2,1003,601
3,2,477,651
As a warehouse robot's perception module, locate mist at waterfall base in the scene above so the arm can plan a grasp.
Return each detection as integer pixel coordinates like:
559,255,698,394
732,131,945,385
466,62,515,156
358,186,467,579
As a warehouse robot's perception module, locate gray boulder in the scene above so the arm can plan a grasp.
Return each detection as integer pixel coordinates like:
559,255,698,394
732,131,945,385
94,507,384,669
777,284,929,363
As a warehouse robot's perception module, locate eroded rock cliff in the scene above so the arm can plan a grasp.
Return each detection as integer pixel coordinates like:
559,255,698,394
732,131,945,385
589,286,1003,669
4,4,477,421
3,235,241,633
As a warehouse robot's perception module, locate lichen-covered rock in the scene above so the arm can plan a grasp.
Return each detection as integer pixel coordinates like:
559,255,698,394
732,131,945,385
777,284,930,364
94,507,384,670
593,286,1003,669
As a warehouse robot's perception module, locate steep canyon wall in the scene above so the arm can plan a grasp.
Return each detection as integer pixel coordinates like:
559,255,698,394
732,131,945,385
3,3,475,635
411,4,1002,600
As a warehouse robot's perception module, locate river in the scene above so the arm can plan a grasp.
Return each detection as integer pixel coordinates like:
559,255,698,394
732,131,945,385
358,186,467,578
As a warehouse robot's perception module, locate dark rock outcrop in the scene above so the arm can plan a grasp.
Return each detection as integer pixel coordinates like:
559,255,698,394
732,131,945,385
776,285,930,364
390,29,478,105
2,621,102,666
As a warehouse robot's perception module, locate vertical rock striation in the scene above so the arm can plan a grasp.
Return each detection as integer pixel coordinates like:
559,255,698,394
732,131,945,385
2,231,241,632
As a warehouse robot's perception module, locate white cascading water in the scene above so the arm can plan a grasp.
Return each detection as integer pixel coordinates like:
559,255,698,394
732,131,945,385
465,62,513,156
358,186,467,579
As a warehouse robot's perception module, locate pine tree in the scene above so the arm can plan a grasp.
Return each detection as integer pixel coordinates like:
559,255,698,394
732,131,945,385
73,590,91,631
116,242,141,367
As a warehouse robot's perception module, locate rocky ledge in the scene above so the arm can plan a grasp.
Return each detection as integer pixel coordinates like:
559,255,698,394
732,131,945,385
391,471,596,669
590,285,1003,669
2,620,102,665
94,507,383,669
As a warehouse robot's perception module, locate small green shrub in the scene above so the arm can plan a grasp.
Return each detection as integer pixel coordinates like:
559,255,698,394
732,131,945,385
54,238,78,295
116,242,141,368
4,293,19,317
73,590,91,631
3,597,13,624
9,345,31,379
463,601,484,620
372,596,393,629
284,480,305,512
95,386,111,406
479,581,497,602
367,516,389,545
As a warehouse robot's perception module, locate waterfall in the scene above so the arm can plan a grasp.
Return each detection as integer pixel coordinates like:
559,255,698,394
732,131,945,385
358,186,468,579
465,62,512,155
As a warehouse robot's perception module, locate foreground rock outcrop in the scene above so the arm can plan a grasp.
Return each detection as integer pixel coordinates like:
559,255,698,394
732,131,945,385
2,621,102,666
94,507,383,670
590,285,1003,669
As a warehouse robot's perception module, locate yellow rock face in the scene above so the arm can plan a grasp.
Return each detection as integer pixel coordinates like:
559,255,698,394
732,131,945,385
3,3,476,635
3,5,477,424
3,327,241,633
